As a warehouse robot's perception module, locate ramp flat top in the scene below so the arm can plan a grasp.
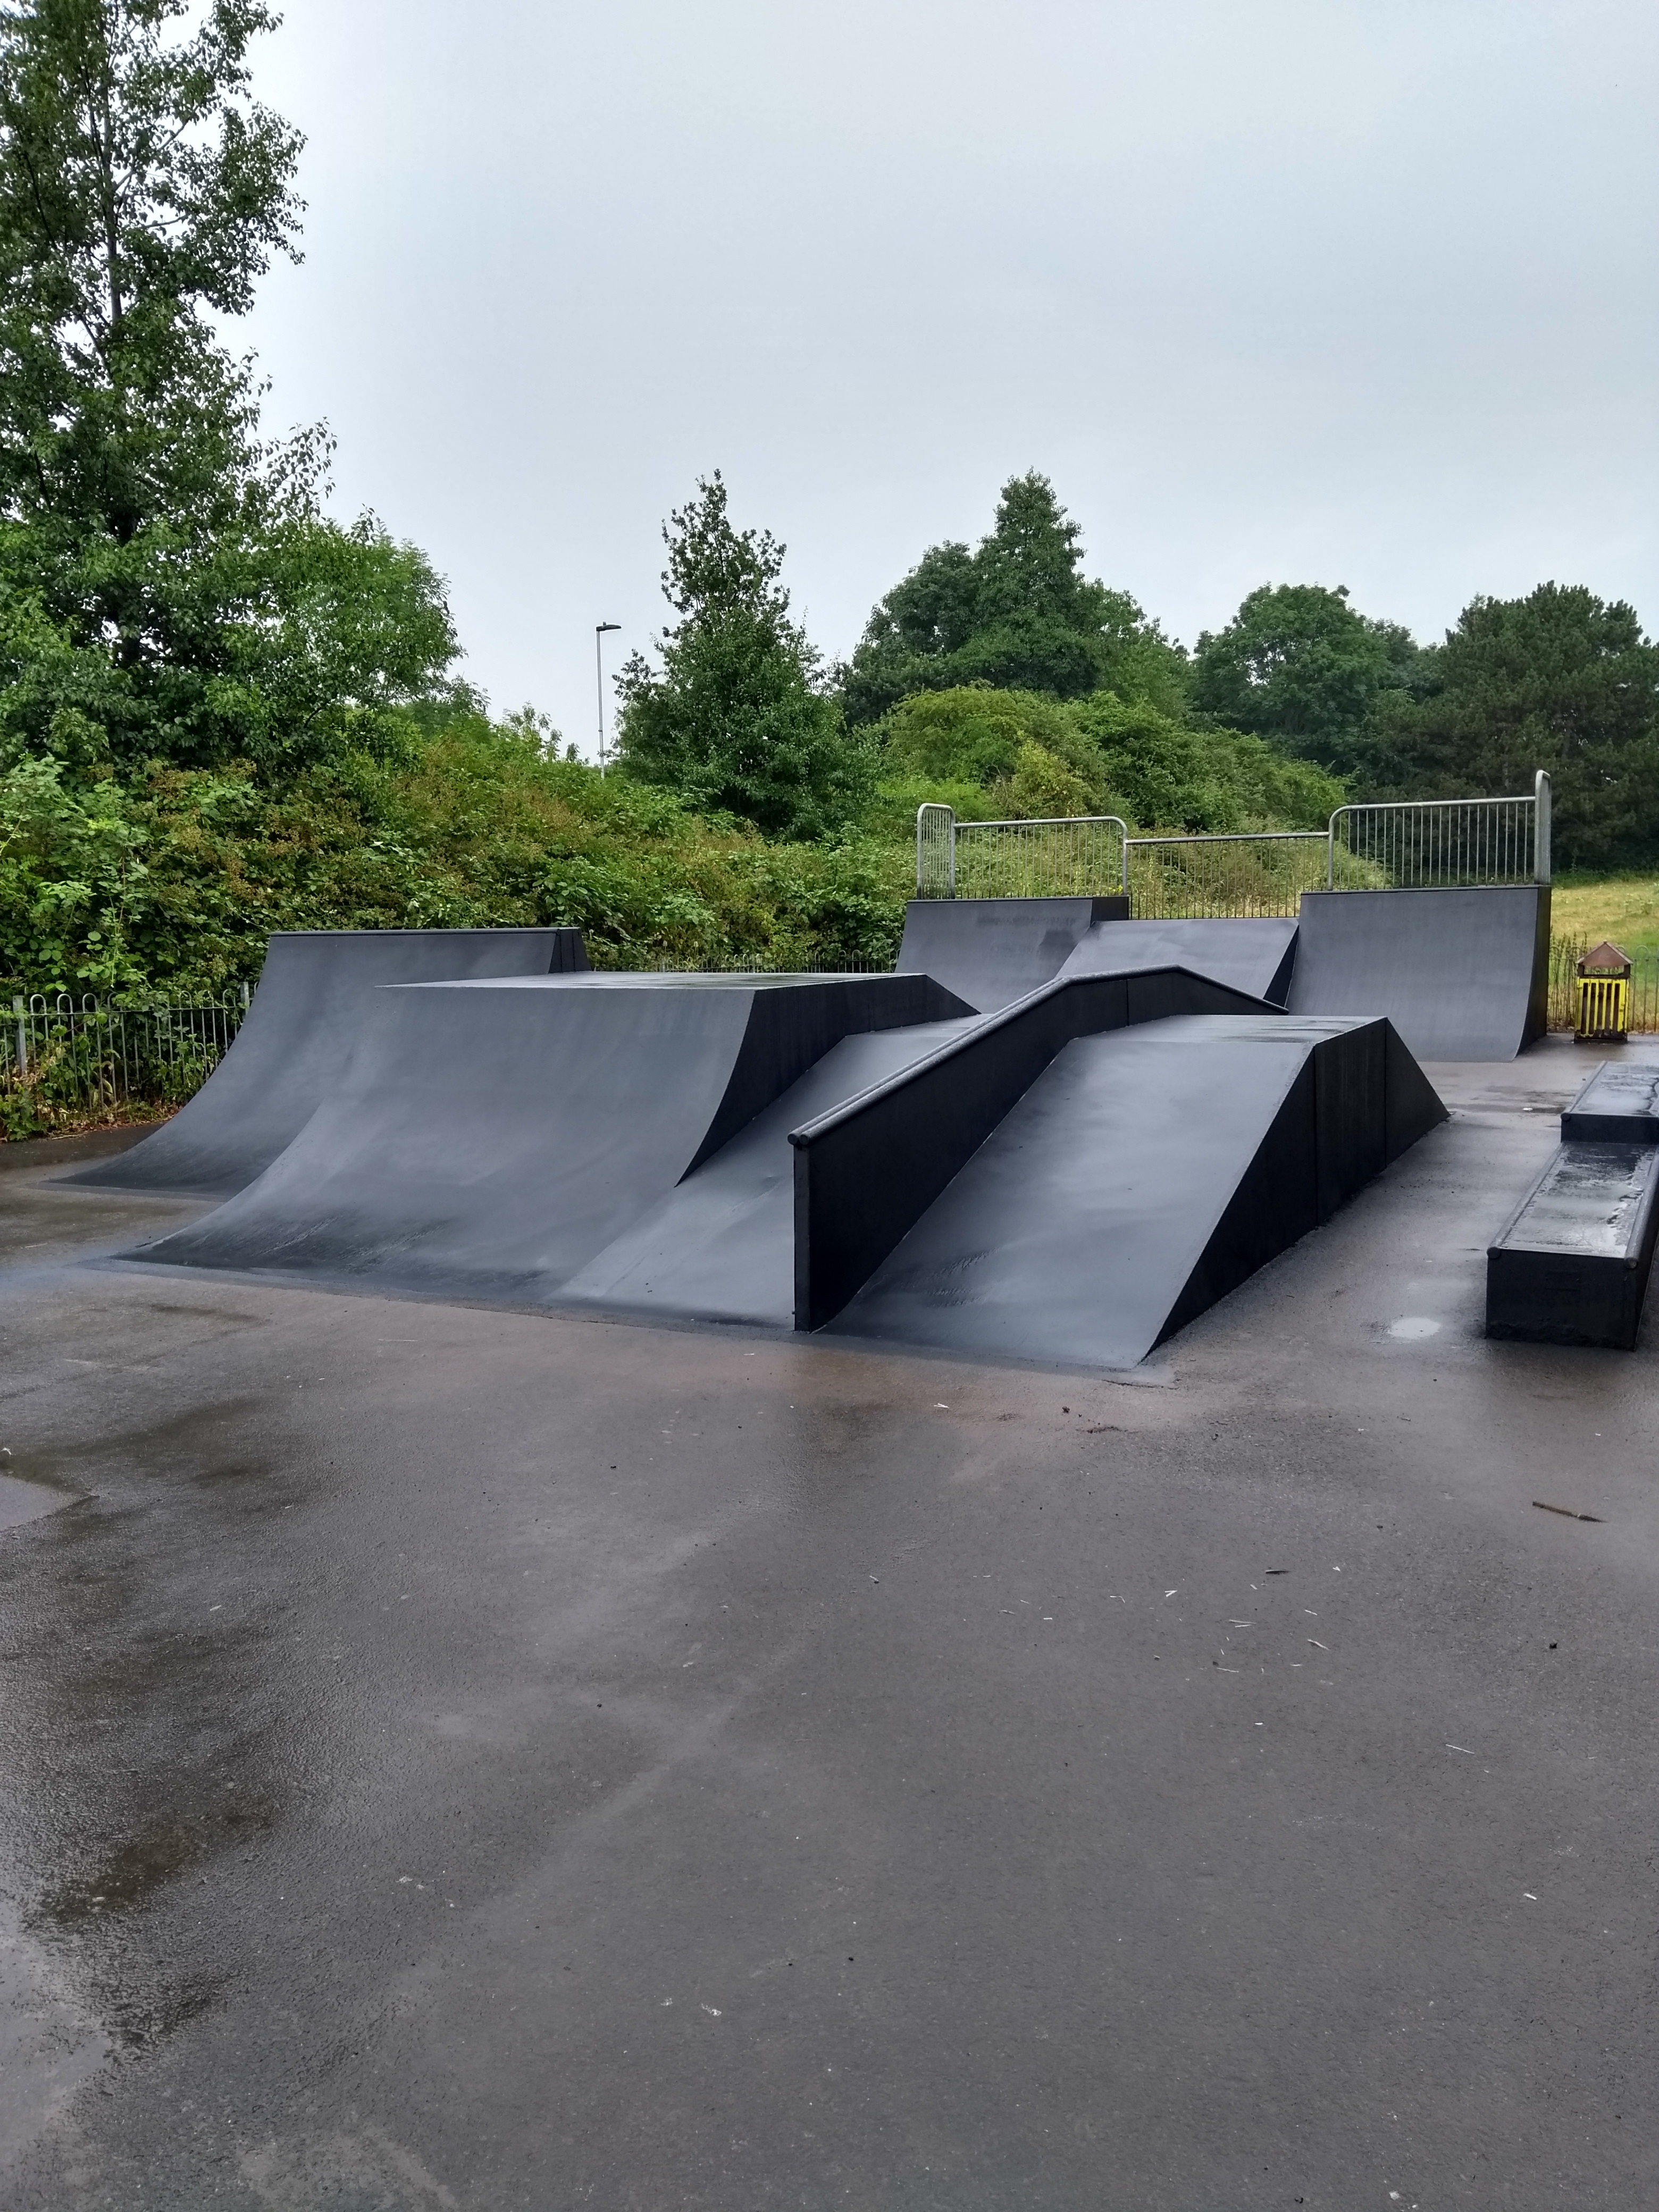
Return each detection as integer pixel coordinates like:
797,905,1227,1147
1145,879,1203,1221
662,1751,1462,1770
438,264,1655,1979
829,1018,1323,1369
1288,886,1546,1061
1059,918,1298,1005
1491,1142,1659,1260
70,927,579,1197
896,897,1120,1012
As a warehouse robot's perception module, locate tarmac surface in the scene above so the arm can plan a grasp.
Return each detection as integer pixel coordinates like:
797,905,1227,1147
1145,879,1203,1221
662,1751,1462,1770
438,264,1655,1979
3,1036,1659,2209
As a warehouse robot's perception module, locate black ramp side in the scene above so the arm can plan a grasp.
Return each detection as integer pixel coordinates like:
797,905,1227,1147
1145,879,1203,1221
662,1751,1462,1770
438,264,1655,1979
561,1018,981,1326
70,927,585,1197
790,969,1275,1331
128,974,965,1305
896,896,1128,1012
829,1015,1439,1370
1289,886,1550,1060
1059,917,1299,1007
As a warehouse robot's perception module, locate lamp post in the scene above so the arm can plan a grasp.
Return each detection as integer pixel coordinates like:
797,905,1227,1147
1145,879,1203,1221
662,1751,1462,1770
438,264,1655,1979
595,622,621,774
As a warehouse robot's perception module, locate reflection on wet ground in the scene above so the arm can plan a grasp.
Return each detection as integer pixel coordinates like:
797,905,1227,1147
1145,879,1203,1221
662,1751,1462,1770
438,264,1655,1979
2,1092,1659,2208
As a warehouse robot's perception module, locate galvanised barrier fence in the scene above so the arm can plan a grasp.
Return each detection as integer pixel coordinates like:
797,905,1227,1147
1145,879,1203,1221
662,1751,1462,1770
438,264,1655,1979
917,773,1553,916
2,988,250,1139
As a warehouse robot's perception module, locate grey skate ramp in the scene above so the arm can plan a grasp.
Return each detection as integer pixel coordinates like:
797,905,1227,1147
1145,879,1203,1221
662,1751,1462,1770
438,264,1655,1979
1059,917,1298,1005
1289,886,1549,1060
896,895,1128,1012
70,927,585,1197
830,1015,1444,1370
126,974,968,1305
562,1019,981,1326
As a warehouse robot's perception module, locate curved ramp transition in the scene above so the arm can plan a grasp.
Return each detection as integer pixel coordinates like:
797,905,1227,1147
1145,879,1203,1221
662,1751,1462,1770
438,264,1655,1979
71,927,586,1197
132,974,968,1304
1288,887,1548,1060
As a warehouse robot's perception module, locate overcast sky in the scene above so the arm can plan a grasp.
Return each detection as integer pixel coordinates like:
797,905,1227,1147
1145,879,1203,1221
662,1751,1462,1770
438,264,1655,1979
239,0,1658,754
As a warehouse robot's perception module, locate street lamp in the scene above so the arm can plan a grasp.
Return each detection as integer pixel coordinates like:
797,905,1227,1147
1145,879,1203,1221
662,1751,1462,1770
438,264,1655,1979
595,622,621,775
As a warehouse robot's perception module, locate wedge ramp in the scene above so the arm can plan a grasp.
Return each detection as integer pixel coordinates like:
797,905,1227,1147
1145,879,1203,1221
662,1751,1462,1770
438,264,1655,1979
826,1014,1446,1370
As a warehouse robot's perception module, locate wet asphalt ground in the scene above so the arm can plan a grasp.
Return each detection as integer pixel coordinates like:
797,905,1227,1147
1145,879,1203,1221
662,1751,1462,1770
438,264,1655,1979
1,1036,1657,2210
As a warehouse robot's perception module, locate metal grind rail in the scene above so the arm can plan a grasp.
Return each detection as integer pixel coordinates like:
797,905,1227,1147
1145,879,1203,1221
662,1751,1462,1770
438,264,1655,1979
3,988,250,1136
918,773,1552,915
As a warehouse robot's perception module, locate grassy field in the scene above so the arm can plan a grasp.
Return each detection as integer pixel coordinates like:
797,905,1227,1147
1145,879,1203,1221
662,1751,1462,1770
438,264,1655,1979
1549,875,1659,956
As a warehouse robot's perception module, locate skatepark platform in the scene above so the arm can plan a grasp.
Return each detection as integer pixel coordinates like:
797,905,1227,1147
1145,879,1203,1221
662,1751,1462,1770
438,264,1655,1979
70,927,589,1197
116,921,1449,1371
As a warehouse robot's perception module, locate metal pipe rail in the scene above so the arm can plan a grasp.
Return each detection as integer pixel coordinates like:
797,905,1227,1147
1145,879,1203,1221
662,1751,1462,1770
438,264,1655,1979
2,988,250,1135
917,771,1552,910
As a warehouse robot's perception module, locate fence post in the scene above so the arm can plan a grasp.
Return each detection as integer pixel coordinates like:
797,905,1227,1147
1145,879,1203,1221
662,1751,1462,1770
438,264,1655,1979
11,995,25,1079
1534,769,1551,885
241,981,251,1009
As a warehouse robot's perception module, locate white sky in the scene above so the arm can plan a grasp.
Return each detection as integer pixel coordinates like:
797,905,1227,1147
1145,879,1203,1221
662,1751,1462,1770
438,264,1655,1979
240,0,1658,754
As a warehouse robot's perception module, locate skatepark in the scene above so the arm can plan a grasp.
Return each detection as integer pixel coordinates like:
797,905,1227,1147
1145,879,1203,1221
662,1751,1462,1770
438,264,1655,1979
61,797,1556,1368
5,781,1659,2207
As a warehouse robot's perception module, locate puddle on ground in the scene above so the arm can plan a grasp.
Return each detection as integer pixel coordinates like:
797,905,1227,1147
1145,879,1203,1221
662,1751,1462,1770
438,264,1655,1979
0,1472,78,1533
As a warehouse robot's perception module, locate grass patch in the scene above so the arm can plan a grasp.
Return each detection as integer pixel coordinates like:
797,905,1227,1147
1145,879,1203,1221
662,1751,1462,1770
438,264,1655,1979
1549,875,1659,957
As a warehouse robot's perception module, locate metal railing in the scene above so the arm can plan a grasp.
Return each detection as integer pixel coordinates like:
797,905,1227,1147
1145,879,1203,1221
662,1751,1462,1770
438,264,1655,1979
1126,831,1335,920
916,806,1130,901
917,772,1552,916
2,989,250,1139
1329,773,1550,889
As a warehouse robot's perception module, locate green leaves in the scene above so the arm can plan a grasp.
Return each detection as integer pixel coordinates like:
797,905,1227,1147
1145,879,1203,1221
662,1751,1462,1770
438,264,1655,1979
615,474,875,842
1382,585,1659,872
0,0,304,542
1190,584,1417,772
874,683,1344,835
842,474,1186,724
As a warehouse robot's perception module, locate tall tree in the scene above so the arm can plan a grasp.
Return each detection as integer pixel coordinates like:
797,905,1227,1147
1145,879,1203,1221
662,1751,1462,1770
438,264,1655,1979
1376,585,1659,870
614,474,872,840
1190,582,1423,773
842,473,1183,724
0,1,457,783
0,0,306,542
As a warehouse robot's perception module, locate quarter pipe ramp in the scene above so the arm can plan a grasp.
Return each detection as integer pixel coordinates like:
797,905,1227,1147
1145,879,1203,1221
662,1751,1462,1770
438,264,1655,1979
129,974,969,1303
1288,886,1549,1060
71,927,587,1197
895,896,1128,1012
